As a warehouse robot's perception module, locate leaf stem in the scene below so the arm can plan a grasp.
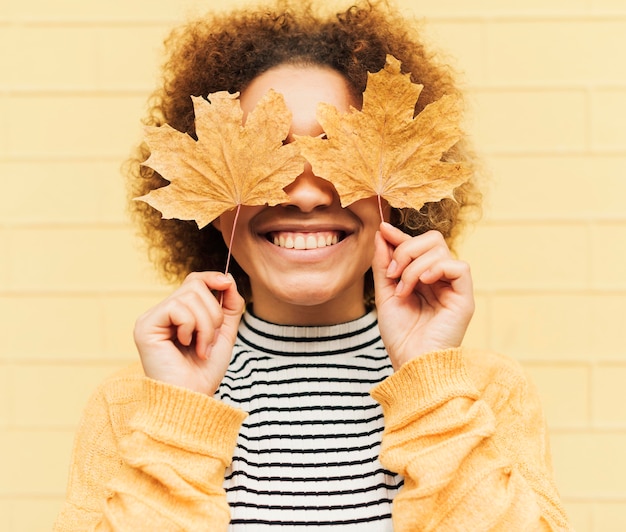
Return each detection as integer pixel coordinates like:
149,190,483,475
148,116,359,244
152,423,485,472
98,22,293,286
220,203,241,307
377,194,384,223
223,203,241,277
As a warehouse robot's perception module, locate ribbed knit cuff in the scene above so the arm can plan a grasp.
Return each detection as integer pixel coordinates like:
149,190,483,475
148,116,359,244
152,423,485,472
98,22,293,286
371,349,479,428
131,377,248,460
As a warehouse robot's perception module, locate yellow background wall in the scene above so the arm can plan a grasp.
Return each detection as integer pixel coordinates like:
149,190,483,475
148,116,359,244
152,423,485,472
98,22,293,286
1,0,625,529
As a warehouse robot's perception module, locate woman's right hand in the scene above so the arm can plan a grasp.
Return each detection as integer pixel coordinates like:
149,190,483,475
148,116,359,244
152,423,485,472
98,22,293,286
133,271,245,396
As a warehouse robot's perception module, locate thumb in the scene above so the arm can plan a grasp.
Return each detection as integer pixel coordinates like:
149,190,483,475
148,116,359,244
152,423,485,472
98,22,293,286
219,274,245,338
207,276,244,388
372,230,398,304
220,274,245,314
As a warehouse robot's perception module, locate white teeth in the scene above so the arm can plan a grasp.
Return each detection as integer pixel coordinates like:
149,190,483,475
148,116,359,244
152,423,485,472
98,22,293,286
270,232,341,249
274,234,294,248
294,236,306,249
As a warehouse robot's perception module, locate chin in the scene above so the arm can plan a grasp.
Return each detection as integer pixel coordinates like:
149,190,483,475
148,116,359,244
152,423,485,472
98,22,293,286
277,286,340,307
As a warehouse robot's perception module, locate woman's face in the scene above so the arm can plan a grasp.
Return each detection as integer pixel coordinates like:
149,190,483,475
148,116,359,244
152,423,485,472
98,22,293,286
214,64,381,325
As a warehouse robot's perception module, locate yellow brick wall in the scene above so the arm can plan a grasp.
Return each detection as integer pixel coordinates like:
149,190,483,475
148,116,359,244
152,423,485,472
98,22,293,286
1,0,625,530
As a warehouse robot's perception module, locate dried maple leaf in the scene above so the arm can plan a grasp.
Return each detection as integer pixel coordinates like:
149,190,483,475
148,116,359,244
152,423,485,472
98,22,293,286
136,89,305,229
296,55,472,217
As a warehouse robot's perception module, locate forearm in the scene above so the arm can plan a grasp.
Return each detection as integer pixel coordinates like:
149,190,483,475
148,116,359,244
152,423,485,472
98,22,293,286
55,377,247,532
371,349,571,532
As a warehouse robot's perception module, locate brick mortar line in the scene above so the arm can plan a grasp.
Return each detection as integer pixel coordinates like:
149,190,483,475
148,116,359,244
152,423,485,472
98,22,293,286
470,218,626,226
2,150,623,161
2,13,626,26
473,289,626,297
3,84,626,96
0,289,170,297
0,155,126,162
0,153,138,161
0,360,135,373
505,357,626,365
481,218,626,224
521,360,594,367
562,494,626,503
0,494,66,502
550,427,626,434
1,152,624,163
2,218,625,228
0,18,178,28
0,89,151,97
426,14,626,22
0,425,84,434
481,150,626,157
0,222,133,229
0,494,65,500
484,151,626,158
1,288,624,296
1,359,134,366
468,85,626,92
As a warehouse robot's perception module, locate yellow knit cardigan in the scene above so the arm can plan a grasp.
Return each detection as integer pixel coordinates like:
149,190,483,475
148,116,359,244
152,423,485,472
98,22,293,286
54,348,572,531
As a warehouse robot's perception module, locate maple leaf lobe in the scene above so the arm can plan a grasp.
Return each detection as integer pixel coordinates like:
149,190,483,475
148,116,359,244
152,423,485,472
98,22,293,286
136,89,304,228
296,54,472,213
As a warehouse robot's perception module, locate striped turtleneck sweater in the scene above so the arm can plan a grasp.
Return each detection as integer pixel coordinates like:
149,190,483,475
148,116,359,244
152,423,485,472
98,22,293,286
214,309,403,530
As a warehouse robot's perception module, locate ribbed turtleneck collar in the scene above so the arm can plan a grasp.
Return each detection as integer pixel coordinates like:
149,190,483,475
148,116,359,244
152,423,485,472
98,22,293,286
236,307,381,356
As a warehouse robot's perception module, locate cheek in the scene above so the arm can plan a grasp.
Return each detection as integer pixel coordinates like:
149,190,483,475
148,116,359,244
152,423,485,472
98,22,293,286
211,210,241,254
216,206,265,253
212,216,223,233
348,197,384,231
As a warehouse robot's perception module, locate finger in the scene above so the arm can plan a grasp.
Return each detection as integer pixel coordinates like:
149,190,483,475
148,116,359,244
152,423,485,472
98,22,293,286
204,276,245,379
394,246,452,296
219,274,245,317
385,229,450,280
372,230,399,304
404,259,474,312
378,221,411,247
180,275,226,334
177,272,240,355
166,300,199,348
377,223,409,278
217,276,246,356
183,270,234,292
177,291,222,360
421,259,474,298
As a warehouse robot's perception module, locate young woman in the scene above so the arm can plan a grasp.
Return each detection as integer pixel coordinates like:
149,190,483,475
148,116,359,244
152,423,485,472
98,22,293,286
54,1,571,530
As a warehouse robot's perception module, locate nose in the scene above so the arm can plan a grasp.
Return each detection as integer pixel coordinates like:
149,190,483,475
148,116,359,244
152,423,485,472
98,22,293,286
283,163,338,212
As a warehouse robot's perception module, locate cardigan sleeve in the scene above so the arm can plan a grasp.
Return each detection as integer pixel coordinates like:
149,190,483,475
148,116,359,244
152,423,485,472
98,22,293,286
370,348,572,532
54,370,247,532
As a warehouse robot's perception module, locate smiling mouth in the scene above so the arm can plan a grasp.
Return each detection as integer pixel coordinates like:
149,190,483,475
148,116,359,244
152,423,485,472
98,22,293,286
267,231,345,249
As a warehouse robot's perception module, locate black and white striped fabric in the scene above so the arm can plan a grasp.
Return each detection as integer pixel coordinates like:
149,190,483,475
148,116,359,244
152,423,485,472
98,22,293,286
215,309,403,530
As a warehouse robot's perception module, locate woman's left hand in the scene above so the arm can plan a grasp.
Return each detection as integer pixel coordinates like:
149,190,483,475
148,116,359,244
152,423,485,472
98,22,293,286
372,222,475,369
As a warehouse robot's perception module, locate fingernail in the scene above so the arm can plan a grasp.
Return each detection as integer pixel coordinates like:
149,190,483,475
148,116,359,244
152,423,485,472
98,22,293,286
217,273,232,283
395,279,405,295
386,260,398,277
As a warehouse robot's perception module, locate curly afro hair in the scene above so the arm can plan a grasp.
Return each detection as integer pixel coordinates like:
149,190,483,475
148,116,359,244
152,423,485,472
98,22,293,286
125,0,483,303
